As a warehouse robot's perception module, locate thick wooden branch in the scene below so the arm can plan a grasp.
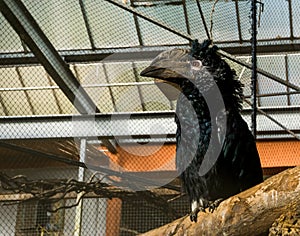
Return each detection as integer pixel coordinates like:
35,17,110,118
140,166,300,236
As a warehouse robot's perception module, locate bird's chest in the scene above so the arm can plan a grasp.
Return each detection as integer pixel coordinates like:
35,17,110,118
175,93,213,169
176,92,211,139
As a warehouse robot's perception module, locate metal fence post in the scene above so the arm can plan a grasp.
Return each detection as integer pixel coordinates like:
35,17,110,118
251,0,258,139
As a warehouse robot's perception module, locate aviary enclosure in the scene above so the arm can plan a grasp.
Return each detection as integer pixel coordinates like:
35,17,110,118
0,0,299,235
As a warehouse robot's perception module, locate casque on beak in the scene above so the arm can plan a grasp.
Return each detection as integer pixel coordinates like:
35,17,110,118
140,48,196,100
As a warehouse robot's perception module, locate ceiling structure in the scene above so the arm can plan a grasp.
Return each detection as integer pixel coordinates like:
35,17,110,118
0,0,300,168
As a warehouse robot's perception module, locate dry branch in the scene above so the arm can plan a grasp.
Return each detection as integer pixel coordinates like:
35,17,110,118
0,171,180,219
140,165,300,236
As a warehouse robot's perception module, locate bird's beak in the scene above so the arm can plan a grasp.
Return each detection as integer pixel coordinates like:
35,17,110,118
140,65,188,81
140,48,192,82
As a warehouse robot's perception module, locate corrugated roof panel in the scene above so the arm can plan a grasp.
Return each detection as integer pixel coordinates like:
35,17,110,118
53,89,78,114
293,0,300,37
0,67,21,88
205,1,239,42
139,84,171,111
104,62,143,112
73,64,108,85
83,0,139,48
22,0,91,50
112,85,143,112
73,64,114,112
184,1,210,40
256,0,290,40
105,62,137,83
0,99,7,116
257,56,288,107
17,66,49,87
0,67,32,115
1,91,33,116
137,17,188,46
288,54,300,106
0,14,24,53
136,2,189,45
26,90,60,115
86,87,115,113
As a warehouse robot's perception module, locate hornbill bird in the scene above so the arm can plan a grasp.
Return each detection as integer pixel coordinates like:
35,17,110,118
140,40,263,222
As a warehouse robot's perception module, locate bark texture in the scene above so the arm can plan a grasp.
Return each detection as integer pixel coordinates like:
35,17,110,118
140,166,300,236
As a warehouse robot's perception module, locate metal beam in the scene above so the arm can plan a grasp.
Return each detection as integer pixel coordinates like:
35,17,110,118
2,43,300,66
0,110,299,140
0,48,169,66
105,0,300,92
0,0,98,114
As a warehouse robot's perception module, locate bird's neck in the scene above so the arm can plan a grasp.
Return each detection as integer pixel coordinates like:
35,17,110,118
180,79,211,123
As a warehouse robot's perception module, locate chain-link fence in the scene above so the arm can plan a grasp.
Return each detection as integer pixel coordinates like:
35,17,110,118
0,0,300,235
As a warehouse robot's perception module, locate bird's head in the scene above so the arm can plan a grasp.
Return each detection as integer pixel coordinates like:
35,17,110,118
140,40,244,110
140,47,197,84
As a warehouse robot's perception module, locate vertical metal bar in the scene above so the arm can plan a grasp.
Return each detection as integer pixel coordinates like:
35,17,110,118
74,138,87,236
256,75,261,107
15,67,36,114
196,0,210,40
0,94,9,115
79,0,96,50
102,64,117,112
287,0,294,41
284,55,291,106
19,36,29,53
46,73,64,114
235,0,243,44
132,62,146,111
130,0,143,46
182,0,191,36
251,0,257,138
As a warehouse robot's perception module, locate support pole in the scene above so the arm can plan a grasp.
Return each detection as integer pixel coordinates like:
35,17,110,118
74,138,87,236
251,0,258,138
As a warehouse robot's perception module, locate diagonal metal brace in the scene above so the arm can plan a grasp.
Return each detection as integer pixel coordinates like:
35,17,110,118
218,49,300,92
0,0,98,114
106,0,300,92
0,0,117,153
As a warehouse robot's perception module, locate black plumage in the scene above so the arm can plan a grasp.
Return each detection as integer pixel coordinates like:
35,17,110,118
141,40,263,222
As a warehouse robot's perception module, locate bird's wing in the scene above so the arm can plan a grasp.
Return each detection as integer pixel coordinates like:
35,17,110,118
221,114,263,191
174,93,199,171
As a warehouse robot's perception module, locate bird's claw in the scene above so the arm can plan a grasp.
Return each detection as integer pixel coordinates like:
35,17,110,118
208,198,223,213
190,206,205,222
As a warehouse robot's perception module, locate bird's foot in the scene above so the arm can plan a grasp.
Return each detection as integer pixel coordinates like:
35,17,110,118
190,206,205,222
208,198,223,213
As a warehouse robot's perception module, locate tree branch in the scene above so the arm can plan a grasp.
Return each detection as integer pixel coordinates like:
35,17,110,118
0,171,180,220
140,166,300,236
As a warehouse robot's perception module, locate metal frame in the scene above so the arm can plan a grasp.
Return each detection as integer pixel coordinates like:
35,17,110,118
0,0,299,142
0,0,98,114
0,109,299,140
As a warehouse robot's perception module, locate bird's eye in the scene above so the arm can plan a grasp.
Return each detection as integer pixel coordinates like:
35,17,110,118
191,60,202,71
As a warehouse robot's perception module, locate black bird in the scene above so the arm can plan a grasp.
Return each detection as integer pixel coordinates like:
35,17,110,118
141,40,263,222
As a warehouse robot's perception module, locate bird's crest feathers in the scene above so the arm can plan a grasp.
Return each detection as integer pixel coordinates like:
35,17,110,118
190,39,244,111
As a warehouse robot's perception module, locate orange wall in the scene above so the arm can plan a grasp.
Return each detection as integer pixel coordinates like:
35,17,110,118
103,143,176,172
102,140,299,234
103,140,300,172
256,140,300,168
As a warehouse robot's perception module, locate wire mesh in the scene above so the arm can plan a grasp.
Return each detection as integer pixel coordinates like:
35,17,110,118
0,0,300,235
